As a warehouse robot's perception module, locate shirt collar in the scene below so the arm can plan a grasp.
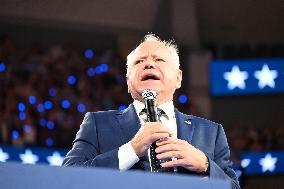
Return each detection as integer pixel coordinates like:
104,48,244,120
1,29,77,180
133,100,145,116
133,100,175,119
158,100,175,119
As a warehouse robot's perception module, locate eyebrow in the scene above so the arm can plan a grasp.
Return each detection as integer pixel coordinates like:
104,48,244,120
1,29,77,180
135,54,164,60
135,56,147,60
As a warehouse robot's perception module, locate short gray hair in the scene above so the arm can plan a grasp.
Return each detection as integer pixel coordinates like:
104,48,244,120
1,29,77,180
126,34,180,77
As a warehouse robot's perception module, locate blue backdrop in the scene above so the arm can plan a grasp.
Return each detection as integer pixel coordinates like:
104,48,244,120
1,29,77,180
210,58,284,96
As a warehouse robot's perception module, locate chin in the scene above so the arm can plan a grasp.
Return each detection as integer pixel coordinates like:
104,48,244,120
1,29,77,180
138,86,162,94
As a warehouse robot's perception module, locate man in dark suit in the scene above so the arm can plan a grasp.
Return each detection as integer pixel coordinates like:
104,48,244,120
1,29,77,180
63,34,240,189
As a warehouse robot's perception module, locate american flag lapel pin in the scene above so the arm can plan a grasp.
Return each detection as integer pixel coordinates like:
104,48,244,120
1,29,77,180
185,120,191,125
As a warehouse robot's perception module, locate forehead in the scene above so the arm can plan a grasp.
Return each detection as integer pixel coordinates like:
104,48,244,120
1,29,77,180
133,41,172,58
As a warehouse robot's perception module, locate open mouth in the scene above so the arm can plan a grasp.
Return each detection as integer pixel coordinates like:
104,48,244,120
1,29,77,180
141,74,160,81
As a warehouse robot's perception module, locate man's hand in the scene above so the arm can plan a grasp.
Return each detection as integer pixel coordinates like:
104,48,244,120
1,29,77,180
155,138,208,173
131,122,173,157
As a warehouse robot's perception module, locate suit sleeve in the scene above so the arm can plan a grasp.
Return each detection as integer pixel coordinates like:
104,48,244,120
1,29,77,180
208,125,241,189
62,112,119,169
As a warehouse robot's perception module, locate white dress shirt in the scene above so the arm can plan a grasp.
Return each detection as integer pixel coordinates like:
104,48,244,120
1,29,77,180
118,100,177,171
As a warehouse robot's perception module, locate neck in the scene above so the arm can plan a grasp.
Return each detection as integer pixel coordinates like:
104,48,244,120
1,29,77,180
156,93,174,106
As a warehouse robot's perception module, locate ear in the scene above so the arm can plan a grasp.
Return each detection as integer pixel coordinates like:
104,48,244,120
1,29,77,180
175,69,182,89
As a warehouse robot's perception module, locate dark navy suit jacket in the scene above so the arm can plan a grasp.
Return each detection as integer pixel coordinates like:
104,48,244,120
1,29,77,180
63,104,240,189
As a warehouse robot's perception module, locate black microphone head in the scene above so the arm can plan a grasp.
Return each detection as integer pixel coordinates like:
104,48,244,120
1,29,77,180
142,89,157,101
142,89,158,122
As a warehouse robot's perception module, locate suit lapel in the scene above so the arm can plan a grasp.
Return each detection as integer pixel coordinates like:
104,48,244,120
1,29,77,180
116,104,141,142
175,109,195,144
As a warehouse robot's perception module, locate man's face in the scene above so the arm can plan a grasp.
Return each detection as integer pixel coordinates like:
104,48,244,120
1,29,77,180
127,40,182,105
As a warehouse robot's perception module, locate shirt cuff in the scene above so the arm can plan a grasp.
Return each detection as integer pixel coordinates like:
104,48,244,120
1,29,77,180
118,141,140,171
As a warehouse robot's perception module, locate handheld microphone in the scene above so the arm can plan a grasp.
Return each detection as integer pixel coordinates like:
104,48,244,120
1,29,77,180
142,89,159,122
142,89,174,173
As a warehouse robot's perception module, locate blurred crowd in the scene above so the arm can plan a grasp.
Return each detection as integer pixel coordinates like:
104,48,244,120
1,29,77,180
1,35,284,158
0,35,133,148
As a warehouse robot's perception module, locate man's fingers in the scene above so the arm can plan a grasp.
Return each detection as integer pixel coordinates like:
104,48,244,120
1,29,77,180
156,151,183,159
131,121,175,157
156,138,176,146
155,143,181,153
156,138,186,146
160,159,194,170
149,133,171,142
151,127,173,136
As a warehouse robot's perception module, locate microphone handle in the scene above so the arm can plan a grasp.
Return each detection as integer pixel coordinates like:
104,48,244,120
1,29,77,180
145,99,174,173
145,99,159,122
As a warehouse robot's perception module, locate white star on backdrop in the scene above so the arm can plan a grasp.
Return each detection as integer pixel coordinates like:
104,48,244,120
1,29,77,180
223,65,249,90
241,158,251,168
19,149,39,164
0,148,9,162
47,151,64,166
254,64,278,89
259,153,277,172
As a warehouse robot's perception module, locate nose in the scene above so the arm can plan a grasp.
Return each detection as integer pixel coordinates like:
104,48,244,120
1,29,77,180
144,59,156,69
